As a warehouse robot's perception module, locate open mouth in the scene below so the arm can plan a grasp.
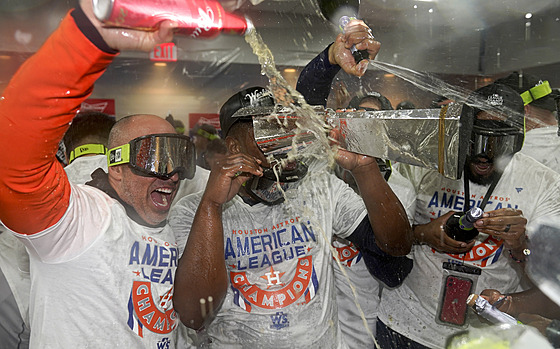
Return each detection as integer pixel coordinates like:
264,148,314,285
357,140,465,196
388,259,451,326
472,160,493,176
151,187,174,209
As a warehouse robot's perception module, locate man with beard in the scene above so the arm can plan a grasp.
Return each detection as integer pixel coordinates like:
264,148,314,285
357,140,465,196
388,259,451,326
375,82,560,349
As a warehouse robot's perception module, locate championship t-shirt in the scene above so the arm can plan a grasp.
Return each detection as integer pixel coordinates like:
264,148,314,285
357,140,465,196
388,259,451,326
170,171,367,349
377,153,560,349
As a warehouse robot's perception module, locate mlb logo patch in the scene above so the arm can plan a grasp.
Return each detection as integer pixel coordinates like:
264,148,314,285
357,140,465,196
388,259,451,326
270,311,289,330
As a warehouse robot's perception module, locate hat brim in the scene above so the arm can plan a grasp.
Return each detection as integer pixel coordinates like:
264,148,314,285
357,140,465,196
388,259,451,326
231,105,276,119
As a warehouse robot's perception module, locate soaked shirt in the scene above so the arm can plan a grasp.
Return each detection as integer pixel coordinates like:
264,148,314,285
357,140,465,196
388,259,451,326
332,169,417,348
7,184,180,348
377,153,560,349
170,170,366,349
521,126,560,174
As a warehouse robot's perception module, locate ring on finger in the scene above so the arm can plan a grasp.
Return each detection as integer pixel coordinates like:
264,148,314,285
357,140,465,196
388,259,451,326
504,224,511,233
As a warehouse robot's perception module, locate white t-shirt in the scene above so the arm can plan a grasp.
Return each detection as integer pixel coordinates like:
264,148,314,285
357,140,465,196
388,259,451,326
9,184,181,348
0,154,109,348
173,166,210,205
169,170,367,349
331,169,417,348
64,154,107,184
520,126,560,173
0,230,30,318
377,153,560,349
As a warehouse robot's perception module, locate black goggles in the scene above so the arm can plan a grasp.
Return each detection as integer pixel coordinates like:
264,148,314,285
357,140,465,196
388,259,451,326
469,120,524,159
107,133,196,180
244,160,308,205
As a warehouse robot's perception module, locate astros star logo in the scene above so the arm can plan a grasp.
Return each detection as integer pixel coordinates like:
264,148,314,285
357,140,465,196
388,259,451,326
261,266,285,288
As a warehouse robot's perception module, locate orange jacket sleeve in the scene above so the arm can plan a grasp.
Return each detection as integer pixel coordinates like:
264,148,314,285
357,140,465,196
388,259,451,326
0,10,117,234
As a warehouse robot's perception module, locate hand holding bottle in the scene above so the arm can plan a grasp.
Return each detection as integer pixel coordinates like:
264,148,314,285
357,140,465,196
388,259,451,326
473,208,527,248
444,207,483,242
80,0,177,52
413,211,476,254
467,293,521,325
328,18,380,77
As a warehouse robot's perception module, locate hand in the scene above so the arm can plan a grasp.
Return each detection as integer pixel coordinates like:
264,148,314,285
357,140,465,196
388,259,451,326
414,211,476,254
328,19,380,77
202,153,262,205
79,0,176,52
480,289,514,314
329,127,376,172
474,208,527,250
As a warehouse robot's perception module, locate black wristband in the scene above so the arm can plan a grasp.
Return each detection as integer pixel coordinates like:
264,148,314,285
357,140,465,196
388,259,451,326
71,7,118,54
546,319,560,348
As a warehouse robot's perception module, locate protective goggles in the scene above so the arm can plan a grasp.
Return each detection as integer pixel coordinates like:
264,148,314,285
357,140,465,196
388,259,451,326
244,160,308,205
469,120,524,159
107,133,195,180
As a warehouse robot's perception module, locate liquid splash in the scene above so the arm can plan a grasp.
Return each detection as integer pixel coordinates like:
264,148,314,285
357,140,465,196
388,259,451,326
244,26,380,349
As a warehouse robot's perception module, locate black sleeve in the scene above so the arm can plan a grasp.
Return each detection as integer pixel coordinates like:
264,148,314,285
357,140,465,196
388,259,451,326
345,215,413,288
546,319,560,348
71,7,118,54
295,44,341,107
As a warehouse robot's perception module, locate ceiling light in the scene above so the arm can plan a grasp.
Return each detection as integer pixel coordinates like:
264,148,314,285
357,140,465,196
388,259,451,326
283,68,296,73
525,13,533,19
154,62,167,67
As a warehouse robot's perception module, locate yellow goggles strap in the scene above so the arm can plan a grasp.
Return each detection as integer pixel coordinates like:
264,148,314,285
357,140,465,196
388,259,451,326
107,143,131,167
68,144,107,164
520,80,552,106
197,128,219,141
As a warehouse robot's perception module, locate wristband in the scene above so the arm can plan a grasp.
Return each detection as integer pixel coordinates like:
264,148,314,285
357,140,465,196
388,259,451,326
508,248,530,263
545,319,560,348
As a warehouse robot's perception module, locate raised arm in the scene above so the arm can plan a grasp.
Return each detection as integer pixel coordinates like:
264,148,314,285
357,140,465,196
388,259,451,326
296,19,380,106
173,152,263,330
0,1,175,234
332,129,413,256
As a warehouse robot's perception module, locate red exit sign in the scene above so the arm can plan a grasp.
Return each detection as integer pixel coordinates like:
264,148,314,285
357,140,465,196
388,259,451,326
150,43,177,62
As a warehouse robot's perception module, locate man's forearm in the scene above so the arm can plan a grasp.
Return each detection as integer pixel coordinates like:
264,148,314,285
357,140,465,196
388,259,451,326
0,9,116,234
509,288,560,319
173,198,228,330
353,163,412,256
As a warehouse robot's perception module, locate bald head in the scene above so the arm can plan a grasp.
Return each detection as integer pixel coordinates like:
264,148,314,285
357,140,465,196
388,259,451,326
108,114,176,149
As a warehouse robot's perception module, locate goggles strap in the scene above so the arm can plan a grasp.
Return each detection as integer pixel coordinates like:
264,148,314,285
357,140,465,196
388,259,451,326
520,80,552,106
69,144,107,164
197,128,219,141
107,143,131,167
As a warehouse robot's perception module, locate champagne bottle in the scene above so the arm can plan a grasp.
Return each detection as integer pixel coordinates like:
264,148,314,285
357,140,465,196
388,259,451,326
92,0,253,38
444,207,483,242
467,294,520,325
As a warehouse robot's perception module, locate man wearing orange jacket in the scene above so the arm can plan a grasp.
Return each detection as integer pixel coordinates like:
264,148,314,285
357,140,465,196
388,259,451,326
0,1,198,347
